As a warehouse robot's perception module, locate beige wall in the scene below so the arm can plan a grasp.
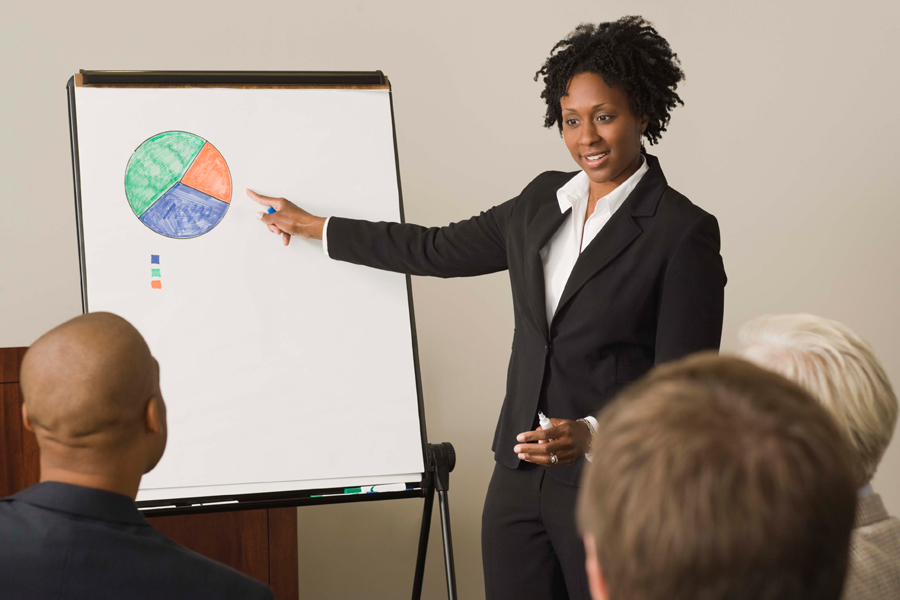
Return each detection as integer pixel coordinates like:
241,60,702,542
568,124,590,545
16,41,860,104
2,0,898,598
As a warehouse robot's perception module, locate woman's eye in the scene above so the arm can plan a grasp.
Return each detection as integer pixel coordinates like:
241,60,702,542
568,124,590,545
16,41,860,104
565,119,579,127
597,115,612,122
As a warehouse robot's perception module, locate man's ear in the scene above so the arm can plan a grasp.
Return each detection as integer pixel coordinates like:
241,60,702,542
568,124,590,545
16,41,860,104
144,397,165,434
583,534,609,600
21,403,34,432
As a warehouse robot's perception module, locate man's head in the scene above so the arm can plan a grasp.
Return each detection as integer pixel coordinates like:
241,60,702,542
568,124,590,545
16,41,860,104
739,313,898,487
578,353,857,600
20,312,166,497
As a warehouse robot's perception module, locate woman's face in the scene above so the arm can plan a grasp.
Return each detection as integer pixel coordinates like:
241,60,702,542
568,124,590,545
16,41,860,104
560,72,648,193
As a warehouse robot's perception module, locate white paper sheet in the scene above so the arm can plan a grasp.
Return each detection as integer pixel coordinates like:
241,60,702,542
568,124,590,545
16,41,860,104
74,86,425,501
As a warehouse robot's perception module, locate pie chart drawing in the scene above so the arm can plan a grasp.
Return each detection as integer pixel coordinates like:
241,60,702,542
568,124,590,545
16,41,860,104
124,131,232,238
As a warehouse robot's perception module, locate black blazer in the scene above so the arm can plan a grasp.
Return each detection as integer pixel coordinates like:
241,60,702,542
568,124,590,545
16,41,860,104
0,483,274,600
329,154,726,486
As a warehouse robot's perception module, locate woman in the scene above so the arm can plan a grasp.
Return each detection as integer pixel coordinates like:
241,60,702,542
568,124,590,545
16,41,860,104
249,16,726,600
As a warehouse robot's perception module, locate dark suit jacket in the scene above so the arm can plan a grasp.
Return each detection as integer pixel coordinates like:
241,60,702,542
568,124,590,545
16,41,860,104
0,482,274,600
328,153,726,486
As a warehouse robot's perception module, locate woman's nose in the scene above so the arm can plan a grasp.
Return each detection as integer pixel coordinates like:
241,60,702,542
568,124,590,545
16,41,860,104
579,122,601,146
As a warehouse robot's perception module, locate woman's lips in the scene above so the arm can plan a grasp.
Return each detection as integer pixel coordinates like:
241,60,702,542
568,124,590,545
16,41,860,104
582,151,609,168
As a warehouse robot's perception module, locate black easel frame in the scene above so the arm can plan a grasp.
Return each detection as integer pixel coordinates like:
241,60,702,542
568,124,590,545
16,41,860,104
413,442,459,600
67,70,458,599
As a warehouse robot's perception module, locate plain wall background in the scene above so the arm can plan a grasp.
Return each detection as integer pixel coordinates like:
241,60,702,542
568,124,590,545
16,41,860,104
1,1,898,598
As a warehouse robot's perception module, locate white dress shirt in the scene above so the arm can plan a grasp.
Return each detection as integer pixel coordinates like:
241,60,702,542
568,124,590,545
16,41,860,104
322,216,334,257
322,157,649,454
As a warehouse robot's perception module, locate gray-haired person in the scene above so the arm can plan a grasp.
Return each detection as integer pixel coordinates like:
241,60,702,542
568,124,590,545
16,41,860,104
740,314,900,600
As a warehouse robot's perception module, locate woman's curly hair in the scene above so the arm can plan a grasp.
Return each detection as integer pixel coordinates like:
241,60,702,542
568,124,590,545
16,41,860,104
535,16,685,146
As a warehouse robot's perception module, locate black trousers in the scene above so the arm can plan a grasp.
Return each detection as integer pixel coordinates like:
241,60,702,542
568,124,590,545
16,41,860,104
482,461,589,600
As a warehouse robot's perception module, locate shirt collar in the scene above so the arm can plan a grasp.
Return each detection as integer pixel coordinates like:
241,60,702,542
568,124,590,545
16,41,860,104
556,154,650,215
6,482,149,526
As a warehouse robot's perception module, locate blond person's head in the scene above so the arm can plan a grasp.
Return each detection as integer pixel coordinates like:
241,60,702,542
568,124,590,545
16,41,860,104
578,353,857,600
739,314,897,486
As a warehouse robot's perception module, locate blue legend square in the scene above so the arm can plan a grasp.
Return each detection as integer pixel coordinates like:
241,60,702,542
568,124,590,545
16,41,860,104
151,255,160,264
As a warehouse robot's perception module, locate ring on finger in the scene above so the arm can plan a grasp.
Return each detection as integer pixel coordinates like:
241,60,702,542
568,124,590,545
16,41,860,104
550,453,558,465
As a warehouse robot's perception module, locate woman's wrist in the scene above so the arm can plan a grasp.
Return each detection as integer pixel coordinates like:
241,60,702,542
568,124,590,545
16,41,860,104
310,216,327,240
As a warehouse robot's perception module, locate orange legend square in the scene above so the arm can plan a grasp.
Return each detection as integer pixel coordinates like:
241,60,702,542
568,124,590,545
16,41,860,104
151,280,162,289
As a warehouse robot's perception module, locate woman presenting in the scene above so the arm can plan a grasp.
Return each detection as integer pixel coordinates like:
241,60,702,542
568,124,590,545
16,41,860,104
249,16,725,600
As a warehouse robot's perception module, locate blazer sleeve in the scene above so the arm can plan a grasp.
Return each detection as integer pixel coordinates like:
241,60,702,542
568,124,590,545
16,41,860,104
325,197,518,278
655,212,727,363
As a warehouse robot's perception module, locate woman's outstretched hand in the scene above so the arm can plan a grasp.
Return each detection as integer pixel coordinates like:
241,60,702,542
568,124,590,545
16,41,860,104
513,418,591,466
247,189,327,246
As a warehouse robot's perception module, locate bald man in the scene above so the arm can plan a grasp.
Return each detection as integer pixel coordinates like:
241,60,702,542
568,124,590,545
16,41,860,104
0,313,273,600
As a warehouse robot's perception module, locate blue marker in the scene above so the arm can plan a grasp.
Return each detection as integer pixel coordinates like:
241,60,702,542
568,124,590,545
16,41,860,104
267,206,276,214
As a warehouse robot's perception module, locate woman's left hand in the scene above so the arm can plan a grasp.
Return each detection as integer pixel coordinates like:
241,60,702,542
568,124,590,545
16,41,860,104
514,418,591,466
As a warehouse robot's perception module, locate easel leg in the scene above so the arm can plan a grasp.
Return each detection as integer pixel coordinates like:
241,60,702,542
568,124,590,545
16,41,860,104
411,442,458,600
437,489,458,600
411,483,434,600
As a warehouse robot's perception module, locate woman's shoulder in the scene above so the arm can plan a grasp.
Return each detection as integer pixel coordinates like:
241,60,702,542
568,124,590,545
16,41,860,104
634,157,720,248
649,187,722,255
649,171,718,232
640,154,717,227
658,186,713,219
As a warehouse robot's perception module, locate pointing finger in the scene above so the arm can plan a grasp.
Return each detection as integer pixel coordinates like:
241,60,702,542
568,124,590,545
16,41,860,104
246,188,272,205
246,189,285,210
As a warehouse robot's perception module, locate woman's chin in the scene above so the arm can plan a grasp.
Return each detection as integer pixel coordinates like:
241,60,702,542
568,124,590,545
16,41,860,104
583,165,616,184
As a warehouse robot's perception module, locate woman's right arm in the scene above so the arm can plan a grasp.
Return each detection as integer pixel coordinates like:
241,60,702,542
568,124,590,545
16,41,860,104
248,189,517,278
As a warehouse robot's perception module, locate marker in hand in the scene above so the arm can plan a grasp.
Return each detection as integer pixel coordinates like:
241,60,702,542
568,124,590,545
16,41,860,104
248,188,290,245
262,205,288,245
538,411,553,443
248,188,327,245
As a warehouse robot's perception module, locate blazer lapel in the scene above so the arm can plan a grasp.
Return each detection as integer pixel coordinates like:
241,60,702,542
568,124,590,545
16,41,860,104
553,208,641,324
524,202,570,340
551,154,669,324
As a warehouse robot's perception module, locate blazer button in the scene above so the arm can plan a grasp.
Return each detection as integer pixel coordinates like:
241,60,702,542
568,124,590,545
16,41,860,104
545,344,551,351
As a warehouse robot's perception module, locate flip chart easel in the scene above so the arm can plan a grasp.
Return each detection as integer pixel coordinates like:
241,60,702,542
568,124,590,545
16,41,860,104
67,69,458,600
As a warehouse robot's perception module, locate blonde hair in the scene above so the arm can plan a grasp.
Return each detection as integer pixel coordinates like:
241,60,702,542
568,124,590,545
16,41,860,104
739,314,898,485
